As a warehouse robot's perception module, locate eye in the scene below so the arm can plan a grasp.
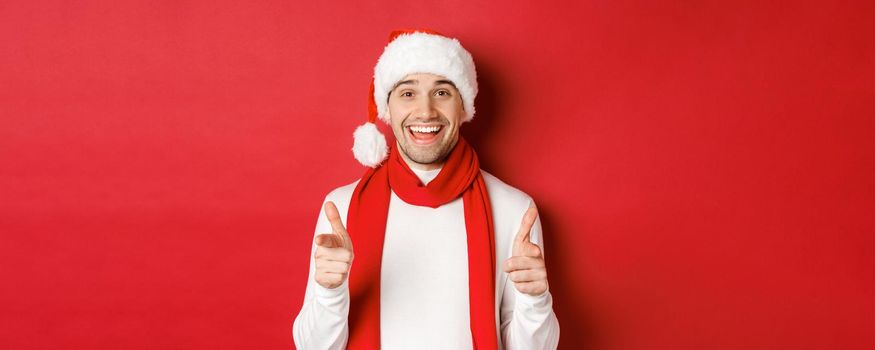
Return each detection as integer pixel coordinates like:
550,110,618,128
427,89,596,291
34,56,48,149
435,90,451,97
401,91,413,97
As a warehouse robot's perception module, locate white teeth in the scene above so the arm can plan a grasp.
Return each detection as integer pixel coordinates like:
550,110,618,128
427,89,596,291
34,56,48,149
409,125,441,133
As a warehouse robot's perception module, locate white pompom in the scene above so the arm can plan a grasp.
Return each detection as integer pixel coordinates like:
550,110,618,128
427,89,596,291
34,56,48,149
352,122,388,168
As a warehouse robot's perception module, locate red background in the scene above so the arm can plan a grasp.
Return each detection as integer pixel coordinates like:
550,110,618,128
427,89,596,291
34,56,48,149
2,1,873,349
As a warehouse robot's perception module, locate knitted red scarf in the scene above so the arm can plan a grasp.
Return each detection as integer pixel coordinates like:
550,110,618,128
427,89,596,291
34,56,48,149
345,136,497,349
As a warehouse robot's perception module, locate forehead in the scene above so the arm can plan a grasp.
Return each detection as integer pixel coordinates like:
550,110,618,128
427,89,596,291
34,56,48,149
393,73,457,90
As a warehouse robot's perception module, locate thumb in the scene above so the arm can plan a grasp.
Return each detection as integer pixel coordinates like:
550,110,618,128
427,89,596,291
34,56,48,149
324,201,351,248
513,206,539,256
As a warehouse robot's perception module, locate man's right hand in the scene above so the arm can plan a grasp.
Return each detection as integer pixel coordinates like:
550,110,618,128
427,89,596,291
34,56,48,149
313,201,354,289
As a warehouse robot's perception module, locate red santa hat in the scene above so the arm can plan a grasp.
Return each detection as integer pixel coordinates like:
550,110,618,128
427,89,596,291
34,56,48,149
352,28,479,167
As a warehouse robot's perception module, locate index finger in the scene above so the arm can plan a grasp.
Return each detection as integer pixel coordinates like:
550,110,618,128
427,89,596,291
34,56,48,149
514,206,538,245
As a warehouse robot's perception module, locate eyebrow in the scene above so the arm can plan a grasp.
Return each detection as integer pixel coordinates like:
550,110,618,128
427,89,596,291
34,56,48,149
392,79,457,91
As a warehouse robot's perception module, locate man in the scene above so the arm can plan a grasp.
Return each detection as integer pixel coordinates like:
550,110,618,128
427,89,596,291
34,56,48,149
293,29,560,349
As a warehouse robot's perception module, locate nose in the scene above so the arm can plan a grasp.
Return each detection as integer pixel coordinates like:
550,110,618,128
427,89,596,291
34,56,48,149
412,96,438,120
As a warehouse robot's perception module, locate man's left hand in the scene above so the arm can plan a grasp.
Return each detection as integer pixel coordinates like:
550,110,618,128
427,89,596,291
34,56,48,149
503,206,549,296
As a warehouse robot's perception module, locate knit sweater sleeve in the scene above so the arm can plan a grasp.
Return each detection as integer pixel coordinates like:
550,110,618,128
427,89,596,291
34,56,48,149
500,202,561,350
292,195,350,350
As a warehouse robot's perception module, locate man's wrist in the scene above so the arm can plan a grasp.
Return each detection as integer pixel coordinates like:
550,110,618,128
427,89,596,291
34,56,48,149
315,279,349,299
513,285,550,307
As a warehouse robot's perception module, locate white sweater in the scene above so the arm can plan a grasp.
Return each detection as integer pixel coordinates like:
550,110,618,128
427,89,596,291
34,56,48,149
293,168,560,349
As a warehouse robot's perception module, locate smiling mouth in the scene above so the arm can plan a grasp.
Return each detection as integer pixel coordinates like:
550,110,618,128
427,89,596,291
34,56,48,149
406,124,445,145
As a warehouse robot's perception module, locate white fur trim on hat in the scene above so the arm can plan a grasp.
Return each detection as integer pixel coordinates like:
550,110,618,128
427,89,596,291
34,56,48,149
352,121,388,168
373,32,478,123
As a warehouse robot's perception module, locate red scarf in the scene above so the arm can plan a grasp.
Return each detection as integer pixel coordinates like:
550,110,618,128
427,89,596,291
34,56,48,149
345,137,497,349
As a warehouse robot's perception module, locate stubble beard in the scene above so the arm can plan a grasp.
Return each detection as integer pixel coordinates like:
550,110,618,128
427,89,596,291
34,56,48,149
398,136,457,165
395,118,458,166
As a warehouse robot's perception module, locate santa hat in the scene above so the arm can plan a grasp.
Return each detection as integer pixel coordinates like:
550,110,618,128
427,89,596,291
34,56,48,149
352,28,479,167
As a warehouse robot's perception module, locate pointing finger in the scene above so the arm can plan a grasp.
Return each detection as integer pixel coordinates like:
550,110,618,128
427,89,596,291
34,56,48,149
315,233,342,248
